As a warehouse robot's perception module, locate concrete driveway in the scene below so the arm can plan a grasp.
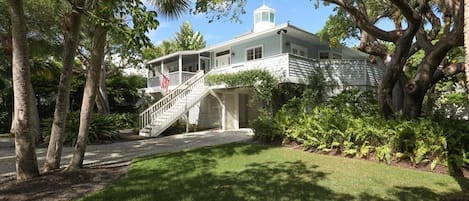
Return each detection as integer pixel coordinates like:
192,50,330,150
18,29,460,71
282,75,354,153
0,129,254,178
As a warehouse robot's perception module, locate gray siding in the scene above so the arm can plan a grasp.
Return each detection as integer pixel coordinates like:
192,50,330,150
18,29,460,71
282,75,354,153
231,35,281,64
283,35,327,59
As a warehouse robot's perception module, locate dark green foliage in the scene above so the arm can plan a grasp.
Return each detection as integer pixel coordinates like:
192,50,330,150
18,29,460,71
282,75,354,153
41,112,137,145
106,73,146,112
256,87,469,172
251,113,282,142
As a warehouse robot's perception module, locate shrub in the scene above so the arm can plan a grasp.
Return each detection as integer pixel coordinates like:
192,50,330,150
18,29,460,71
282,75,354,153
41,112,137,145
261,87,469,171
252,113,282,142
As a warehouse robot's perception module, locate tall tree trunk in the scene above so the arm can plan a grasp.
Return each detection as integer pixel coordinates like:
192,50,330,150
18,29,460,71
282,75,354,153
95,66,110,114
465,0,469,94
43,0,85,172
7,0,40,181
67,25,107,171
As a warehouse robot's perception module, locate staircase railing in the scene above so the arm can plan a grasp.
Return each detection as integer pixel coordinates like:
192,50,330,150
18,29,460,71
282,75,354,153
146,72,211,136
140,71,204,129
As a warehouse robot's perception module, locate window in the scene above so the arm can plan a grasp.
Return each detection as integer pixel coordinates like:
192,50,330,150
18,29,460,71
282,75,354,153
269,13,275,23
255,13,261,23
292,49,298,55
246,46,263,61
290,43,308,57
262,12,268,21
319,52,329,59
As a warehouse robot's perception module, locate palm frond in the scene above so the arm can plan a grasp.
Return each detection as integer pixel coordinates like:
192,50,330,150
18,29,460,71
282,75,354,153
150,0,191,19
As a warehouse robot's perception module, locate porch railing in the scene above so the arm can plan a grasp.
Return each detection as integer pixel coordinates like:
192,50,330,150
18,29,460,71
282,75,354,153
140,71,204,130
146,71,198,88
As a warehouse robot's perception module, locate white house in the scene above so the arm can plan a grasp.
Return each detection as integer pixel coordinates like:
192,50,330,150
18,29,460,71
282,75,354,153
140,4,384,137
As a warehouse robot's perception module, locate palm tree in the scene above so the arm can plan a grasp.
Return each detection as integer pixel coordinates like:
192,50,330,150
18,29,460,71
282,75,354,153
43,0,86,172
175,21,206,50
67,0,194,170
150,0,191,19
7,0,40,181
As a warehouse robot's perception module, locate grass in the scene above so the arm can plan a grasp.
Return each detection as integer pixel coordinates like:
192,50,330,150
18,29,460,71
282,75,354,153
80,143,469,201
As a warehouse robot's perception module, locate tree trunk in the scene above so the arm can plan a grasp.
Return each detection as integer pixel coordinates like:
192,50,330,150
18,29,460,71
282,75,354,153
67,25,107,171
95,66,110,114
43,0,84,172
7,0,40,181
401,29,463,119
465,0,469,94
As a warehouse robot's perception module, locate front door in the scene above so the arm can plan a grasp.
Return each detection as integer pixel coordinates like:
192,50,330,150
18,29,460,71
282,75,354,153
200,57,210,72
215,50,230,68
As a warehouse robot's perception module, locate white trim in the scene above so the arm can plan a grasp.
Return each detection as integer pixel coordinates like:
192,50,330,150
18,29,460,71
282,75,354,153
215,49,231,68
245,45,263,61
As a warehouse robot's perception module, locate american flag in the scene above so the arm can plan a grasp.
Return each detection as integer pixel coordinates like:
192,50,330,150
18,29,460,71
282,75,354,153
161,74,170,93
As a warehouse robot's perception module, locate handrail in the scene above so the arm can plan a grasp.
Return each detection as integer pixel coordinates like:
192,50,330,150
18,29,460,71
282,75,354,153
140,70,204,129
144,71,211,135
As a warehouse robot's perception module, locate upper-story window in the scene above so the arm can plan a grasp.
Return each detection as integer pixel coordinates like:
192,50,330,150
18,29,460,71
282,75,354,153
331,53,342,59
291,43,308,57
319,51,342,59
246,46,263,61
319,51,330,59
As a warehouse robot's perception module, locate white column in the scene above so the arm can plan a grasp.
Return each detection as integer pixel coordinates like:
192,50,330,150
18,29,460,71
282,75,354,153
178,54,182,85
198,54,201,72
234,93,239,129
160,60,164,74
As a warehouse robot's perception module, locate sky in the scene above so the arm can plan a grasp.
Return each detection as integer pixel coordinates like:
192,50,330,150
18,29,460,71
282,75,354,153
146,0,337,46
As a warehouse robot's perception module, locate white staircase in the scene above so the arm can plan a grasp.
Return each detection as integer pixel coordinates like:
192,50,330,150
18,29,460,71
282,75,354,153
139,71,211,137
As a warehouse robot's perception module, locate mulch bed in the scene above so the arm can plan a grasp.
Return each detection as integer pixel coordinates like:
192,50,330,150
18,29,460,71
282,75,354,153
0,162,130,201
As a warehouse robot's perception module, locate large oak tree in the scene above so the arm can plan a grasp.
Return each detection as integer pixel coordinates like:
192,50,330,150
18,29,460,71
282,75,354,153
319,0,464,119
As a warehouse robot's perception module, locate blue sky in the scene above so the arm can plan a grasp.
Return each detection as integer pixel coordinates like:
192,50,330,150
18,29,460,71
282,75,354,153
146,0,337,46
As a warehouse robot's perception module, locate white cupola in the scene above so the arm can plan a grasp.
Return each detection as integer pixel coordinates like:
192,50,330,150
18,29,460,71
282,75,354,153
253,4,276,32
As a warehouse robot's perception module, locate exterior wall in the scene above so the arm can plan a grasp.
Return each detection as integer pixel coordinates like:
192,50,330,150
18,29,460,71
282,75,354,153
197,94,221,129
230,35,281,64
195,88,260,130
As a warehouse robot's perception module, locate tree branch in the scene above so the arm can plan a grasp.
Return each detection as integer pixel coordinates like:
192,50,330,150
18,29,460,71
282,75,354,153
324,0,399,42
389,0,421,25
431,62,464,85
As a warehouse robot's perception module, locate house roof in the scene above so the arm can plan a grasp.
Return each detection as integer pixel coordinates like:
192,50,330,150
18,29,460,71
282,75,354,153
146,50,200,65
145,22,368,65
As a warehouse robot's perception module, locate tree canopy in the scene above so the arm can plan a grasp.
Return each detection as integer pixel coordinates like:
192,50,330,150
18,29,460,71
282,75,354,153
318,0,464,118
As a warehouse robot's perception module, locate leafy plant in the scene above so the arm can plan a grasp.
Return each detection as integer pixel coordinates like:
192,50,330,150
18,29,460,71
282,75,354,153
41,112,137,145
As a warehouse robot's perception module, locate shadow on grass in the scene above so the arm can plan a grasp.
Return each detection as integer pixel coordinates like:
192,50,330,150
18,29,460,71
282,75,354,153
81,144,469,201
83,144,353,201
83,160,354,201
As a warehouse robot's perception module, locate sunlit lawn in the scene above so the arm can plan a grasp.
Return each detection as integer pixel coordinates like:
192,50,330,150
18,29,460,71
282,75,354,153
80,143,468,201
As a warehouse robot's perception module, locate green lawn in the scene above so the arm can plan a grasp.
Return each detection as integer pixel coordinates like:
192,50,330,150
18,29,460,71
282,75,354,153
80,143,469,201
